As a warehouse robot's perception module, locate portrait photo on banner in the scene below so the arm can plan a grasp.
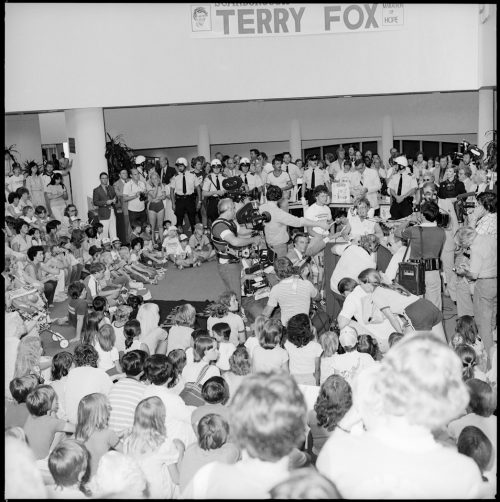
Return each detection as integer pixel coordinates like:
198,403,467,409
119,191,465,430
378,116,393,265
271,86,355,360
191,5,211,32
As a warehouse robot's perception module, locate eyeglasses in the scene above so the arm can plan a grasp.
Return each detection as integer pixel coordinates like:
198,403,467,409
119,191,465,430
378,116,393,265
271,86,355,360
240,163,250,167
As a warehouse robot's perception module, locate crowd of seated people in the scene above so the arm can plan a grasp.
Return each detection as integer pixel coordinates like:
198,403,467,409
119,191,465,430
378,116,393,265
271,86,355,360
4,145,497,499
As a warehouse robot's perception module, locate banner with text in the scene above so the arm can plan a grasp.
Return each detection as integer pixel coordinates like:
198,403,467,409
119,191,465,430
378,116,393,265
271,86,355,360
189,4,404,38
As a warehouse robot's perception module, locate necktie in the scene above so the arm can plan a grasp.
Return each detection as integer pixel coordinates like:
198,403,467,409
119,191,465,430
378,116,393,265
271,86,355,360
215,176,220,190
311,169,316,189
285,166,289,173
360,176,364,187
182,173,187,194
244,175,248,185
397,174,403,195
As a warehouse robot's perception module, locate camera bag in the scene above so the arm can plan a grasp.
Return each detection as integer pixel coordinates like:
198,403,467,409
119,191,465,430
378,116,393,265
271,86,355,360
179,364,211,407
397,226,426,296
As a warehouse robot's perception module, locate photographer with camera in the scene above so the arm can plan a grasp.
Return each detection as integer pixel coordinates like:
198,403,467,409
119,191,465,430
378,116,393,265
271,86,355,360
398,201,446,310
260,185,331,258
211,198,261,304
123,167,148,232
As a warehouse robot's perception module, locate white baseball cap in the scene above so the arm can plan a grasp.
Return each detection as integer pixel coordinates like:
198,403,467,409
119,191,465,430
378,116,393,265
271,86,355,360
70,215,80,222
135,155,146,165
339,326,358,348
175,157,188,167
394,155,409,168
239,157,250,164
179,233,188,241
211,159,222,166
101,237,111,245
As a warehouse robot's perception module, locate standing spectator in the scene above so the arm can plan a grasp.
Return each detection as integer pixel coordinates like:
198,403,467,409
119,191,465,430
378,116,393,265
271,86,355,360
92,171,118,240
123,167,148,231
301,153,330,206
350,158,382,215
469,190,497,236
438,165,466,199
170,157,202,234
25,161,46,208
146,170,167,247
113,168,130,243
454,226,497,357
108,350,147,435
304,185,335,258
388,156,418,219
265,156,294,211
328,147,346,180
202,160,227,227
284,313,323,385
45,172,68,221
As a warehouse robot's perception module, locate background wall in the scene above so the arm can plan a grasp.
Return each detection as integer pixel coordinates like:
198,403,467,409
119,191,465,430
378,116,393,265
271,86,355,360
5,3,487,113
4,115,43,165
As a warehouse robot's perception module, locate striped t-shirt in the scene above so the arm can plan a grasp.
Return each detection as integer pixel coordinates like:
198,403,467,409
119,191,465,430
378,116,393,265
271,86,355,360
108,377,146,434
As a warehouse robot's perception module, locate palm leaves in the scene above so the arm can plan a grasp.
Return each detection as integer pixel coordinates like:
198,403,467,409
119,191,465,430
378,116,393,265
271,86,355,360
105,133,136,183
4,144,19,163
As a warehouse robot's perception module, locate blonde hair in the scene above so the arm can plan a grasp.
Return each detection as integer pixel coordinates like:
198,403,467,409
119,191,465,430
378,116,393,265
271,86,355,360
173,303,196,327
92,451,147,499
257,319,283,349
123,396,166,455
97,324,116,352
373,333,469,430
454,227,477,250
14,336,42,379
252,315,266,339
319,331,339,357
136,302,161,336
75,393,111,442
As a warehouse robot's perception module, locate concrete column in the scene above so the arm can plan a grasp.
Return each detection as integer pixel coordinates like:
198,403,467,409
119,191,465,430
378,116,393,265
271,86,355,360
289,119,302,161
381,115,393,167
478,88,494,150
64,108,108,216
197,124,211,161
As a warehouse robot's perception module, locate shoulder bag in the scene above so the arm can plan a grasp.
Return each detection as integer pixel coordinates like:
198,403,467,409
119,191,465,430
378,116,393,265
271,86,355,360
396,226,426,295
179,364,211,407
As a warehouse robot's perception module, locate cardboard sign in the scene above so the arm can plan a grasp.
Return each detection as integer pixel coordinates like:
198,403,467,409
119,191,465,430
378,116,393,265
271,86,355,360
331,181,351,203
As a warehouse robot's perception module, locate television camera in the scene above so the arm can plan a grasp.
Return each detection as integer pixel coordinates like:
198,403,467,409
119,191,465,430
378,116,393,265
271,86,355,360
222,177,248,203
452,139,484,165
236,200,271,233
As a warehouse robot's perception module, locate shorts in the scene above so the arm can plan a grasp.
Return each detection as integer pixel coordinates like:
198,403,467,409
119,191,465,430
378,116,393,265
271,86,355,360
404,298,443,330
148,201,164,213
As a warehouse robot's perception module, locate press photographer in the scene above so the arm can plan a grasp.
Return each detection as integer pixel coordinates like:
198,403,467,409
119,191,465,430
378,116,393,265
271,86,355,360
210,198,262,304
260,185,331,258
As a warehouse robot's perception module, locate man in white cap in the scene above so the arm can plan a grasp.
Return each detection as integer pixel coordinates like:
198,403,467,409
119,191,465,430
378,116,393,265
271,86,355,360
134,155,148,180
387,155,418,220
202,159,226,226
239,157,262,200
123,167,148,233
170,157,201,234
92,171,118,240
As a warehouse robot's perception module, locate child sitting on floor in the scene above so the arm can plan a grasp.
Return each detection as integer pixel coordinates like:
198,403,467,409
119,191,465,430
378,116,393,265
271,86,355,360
189,223,216,263
128,238,159,284
211,322,236,373
140,224,168,270
162,226,182,264
174,234,200,270
47,439,91,498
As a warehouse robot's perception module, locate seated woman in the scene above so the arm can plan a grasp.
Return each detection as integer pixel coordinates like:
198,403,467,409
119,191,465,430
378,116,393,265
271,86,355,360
334,197,384,243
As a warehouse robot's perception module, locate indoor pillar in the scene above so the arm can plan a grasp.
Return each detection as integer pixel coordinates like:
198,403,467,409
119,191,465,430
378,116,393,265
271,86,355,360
64,108,108,216
477,88,494,150
197,124,211,161
381,115,393,167
289,119,302,161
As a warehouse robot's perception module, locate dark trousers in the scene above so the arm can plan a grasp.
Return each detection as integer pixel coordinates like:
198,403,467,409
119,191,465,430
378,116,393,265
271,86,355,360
175,195,197,233
206,197,220,226
128,209,147,232
390,197,413,220
44,280,57,305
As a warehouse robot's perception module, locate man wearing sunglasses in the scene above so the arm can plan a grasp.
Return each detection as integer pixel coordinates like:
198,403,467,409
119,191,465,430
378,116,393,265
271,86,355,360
239,157,262,200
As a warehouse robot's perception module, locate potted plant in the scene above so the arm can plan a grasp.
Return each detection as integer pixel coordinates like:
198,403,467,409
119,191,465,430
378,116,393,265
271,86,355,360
104,134,136,183
5,144,19,175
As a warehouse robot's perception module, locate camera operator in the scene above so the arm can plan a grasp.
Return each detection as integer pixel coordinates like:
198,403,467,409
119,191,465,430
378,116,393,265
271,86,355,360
238,157,262,201
398,201,446,310
211,198,261,304
260,185,331,258
469,191,497,237
123,167,148,231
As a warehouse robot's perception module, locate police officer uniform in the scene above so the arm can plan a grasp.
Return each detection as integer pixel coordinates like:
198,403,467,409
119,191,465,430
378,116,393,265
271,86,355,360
171,158,201,233
203,167,226,224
